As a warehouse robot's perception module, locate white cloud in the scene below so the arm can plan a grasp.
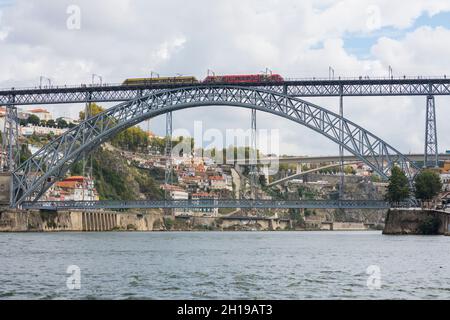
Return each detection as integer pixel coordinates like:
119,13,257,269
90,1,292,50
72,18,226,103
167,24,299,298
0,0,450,155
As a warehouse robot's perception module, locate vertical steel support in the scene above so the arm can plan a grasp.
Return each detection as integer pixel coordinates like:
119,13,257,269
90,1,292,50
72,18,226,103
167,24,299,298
83,92,92,202
165,111,173,200
339,86,344,199
3,96,20,173
424,94,438,168
3,95,20,206
249,108,258,199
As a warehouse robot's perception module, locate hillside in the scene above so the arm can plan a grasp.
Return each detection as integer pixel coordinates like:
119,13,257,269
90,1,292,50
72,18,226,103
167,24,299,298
70,147,164,201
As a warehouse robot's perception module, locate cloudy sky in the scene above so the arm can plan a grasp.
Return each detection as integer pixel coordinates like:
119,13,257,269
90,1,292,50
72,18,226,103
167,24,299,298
1,0,450,156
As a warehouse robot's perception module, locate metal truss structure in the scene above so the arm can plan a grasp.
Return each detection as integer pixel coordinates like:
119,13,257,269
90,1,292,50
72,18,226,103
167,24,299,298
11,86,418,207
21,199,391,210
267,161,361,187
249,108,258,199
1,78,450,106
2,105,20,173
164,111,173,198
424,95,438,168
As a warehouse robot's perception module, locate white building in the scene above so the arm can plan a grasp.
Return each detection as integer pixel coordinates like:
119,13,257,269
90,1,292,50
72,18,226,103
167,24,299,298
28,108,53,121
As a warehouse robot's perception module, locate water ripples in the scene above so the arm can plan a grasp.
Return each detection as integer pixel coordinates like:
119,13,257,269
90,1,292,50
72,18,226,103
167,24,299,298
1,231,450,299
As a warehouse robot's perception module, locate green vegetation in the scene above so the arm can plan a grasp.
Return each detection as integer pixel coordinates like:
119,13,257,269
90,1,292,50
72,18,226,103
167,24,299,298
71,148,163,200
112,126,149,152
164,217,174,230
79,103,105,120
370,174,382,183
297,185,317,199
418,216,441,235
385,166,410,203
414,169,442,202
218,208,235,215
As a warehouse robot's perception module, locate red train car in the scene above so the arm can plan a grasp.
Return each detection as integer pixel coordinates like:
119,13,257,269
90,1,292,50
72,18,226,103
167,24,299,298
203,73,284,84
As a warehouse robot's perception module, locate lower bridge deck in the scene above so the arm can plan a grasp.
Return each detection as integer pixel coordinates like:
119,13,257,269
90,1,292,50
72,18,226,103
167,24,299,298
21,199,391,211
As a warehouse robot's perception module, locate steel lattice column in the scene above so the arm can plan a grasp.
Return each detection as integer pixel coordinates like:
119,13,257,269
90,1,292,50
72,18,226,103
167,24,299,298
424,95,438,168
249,108,258,199
2,98,20,173
165,111,173,200
339,87,344,199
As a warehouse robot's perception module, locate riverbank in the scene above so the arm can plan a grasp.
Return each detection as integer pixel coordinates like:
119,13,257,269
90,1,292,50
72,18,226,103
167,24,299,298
0,208,383,232
383,208,450,235
0,209,165,232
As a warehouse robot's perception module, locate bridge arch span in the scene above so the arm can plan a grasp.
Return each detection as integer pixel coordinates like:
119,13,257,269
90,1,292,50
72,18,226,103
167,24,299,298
12,85,417,206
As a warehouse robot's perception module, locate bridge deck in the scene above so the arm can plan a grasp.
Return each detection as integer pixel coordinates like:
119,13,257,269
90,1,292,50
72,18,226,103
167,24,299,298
21,199,391,211
1,77,450,105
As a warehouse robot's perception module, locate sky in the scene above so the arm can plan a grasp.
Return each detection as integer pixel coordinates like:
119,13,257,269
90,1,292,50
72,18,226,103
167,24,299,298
0,0,450,156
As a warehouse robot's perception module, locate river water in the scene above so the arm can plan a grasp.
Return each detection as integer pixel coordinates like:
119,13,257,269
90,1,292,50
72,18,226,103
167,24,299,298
1,231,450,300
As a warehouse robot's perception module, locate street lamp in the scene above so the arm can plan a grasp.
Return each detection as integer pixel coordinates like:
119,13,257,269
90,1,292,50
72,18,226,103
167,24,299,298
39,76,52,89
261,67,272,76
92,74,103,86
388,65,393,79
329,66,335,80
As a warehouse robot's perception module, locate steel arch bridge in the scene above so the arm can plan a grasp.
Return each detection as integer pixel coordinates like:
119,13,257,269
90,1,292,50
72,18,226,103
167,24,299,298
11,85,418,207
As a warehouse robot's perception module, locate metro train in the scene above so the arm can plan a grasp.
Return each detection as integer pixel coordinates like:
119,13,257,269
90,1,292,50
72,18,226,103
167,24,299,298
122,76,198,85
122,73,284,86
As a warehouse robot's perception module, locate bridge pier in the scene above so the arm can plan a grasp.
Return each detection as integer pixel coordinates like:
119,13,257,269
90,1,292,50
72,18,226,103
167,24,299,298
80,211,119,231
339,88,344,199
296,163,302,174
424,94,438,168
262,166,270,183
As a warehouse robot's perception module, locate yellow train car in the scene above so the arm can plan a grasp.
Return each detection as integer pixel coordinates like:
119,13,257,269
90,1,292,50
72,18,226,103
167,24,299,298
122,76,198,85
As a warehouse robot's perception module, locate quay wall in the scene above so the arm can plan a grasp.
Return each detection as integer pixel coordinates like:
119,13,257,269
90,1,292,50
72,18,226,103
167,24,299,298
0,209,164,232
383,209,450,235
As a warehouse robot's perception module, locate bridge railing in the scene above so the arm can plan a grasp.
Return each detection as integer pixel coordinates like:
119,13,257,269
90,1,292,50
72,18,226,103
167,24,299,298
1,75,449,92
21,199,395,211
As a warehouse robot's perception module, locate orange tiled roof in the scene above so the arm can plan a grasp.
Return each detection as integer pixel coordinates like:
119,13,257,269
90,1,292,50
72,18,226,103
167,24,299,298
56,181,79,189
192,192,211,197
64,176,86,182
29,108,50,113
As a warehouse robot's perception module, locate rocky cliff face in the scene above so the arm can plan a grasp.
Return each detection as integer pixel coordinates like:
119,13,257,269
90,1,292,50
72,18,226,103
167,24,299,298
279,173,388,225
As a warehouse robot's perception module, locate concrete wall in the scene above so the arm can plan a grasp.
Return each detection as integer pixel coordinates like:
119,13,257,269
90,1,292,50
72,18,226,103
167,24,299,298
383,209,450,235
0,173,11,205
332,222,368,231
0,209,164,232
172,216,292,231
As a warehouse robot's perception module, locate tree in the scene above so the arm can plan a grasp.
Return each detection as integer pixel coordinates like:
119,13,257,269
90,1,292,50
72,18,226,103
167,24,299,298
56,118,68,128
79,103,105,120
46,119,56,127
385,166,410,203
111,126,149,152
414,169,442,202
344,165,356,175
28,114,40,126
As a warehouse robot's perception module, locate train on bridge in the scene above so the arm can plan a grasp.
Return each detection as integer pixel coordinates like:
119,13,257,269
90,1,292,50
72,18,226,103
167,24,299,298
122,73,284,86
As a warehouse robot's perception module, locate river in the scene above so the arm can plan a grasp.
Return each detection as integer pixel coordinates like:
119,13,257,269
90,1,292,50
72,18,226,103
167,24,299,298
1,231,450,299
